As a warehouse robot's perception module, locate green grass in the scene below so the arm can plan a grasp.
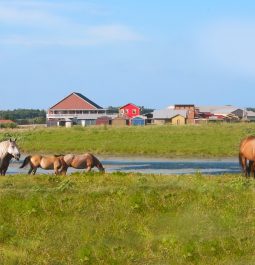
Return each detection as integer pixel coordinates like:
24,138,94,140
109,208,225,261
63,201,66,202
0,172,254,264
1,123,255,157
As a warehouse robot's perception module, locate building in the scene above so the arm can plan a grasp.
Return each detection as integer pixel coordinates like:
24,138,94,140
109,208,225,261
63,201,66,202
131,116,147,126
47,92,115,126
247,111,255,122
152,109,187,125
119,103,140,119
96,116,112,126
174,104,195,124
197,105,246,122
112,116,130,126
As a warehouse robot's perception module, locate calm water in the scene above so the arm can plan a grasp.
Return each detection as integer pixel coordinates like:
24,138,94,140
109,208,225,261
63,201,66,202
8,157,240,175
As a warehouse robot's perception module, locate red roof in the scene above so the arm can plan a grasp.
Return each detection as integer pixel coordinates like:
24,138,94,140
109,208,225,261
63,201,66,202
119,103,140,110
49,92,103,110
0,120,14,123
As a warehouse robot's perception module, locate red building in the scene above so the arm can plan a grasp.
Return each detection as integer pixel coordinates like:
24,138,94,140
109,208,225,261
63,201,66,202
119,103,140,119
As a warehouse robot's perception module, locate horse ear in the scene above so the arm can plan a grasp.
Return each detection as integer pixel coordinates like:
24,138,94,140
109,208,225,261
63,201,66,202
9,138,12,142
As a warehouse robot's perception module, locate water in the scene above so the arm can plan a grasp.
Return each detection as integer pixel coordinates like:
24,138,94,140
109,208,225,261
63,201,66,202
8,157,241,175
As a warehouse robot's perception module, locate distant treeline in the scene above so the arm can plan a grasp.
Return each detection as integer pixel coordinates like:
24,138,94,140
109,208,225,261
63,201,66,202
0,109,46,124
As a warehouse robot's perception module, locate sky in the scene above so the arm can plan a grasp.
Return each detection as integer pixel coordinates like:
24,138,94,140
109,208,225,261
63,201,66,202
1,0,255,110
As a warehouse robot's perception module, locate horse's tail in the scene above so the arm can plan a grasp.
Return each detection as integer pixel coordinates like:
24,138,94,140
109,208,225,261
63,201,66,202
20,155,31,168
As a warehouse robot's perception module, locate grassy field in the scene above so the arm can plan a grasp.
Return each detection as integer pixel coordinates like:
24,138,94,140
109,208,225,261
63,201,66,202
0,172,254,265
1,123,255,157
1,124,254,264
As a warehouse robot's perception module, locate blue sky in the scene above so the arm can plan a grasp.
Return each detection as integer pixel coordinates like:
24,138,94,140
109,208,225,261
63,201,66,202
1,0,255,110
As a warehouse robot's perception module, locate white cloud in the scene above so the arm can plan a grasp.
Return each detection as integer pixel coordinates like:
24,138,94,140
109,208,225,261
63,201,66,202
198,19,255,77
0,2,144,46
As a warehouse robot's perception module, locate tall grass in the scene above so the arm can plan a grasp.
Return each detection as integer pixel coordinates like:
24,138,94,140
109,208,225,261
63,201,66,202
0,172,254,264
1,123,255,157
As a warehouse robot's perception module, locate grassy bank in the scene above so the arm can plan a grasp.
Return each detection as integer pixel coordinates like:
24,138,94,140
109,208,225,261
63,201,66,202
1,123,255,157
0,172,254,264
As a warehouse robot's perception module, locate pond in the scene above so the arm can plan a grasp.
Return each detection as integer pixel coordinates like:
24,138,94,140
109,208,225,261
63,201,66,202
7,156,241,175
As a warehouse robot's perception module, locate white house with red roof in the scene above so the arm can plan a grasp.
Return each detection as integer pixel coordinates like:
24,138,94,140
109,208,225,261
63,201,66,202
47,92,116,126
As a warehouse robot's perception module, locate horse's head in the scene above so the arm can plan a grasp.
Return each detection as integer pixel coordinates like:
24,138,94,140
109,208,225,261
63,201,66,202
7,138,21,160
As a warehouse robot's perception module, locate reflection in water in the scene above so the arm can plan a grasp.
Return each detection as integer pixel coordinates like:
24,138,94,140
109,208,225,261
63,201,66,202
8,158,240,175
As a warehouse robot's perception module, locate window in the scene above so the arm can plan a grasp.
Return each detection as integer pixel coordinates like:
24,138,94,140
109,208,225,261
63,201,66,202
132,109,137,114
125,109,129,113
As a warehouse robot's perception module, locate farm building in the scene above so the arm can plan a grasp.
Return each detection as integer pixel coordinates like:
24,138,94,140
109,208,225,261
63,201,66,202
174,104,195,124
247,111,255,122
119,103,140,119
47,92,115,126
152,109,187,125
196,105,246,122
112,116,130,126
96,116,113,126
131,116,147,126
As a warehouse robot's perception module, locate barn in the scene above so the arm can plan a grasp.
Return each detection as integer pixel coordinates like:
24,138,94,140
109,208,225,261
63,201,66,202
47,92,115,126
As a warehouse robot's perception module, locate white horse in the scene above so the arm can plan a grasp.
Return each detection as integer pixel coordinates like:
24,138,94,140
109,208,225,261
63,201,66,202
0,139,21,173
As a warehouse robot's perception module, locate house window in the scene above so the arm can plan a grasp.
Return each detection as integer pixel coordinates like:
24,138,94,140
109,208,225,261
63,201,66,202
125,109,129,113
120,109,124,114
132,109,137,114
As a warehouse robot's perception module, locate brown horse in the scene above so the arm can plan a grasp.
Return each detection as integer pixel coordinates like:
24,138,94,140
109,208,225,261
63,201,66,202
60,153,105,175
20,155,66,175
0,153,14,176
239,136,255,177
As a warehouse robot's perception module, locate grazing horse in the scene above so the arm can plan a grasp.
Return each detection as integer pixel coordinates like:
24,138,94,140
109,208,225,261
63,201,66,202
0,138,21,175
239,136,255,177
0,153,14,176
60,153,105,175
20,155,66,175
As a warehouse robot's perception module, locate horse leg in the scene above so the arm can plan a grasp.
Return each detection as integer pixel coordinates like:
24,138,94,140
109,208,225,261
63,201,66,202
86,166,92,172
54,163,61,175
241,157,248,177
61,169,67,176
250,161,255,178
28,167,33,174
247,160,252,177
32,168,37,175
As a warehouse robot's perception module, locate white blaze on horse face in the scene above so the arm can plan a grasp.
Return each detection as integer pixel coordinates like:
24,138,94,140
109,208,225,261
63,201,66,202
7,140,21,160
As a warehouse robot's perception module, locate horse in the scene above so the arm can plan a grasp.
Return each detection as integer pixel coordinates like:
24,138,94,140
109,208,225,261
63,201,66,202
60,153,105,175
0,138,21,175
20,155,66,175
0,153,14,176
239,136,255,177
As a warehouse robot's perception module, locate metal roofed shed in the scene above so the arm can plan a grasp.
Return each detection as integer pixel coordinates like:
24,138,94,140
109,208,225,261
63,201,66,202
152,109,187,125
96,116,113,126
131,116,147,126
